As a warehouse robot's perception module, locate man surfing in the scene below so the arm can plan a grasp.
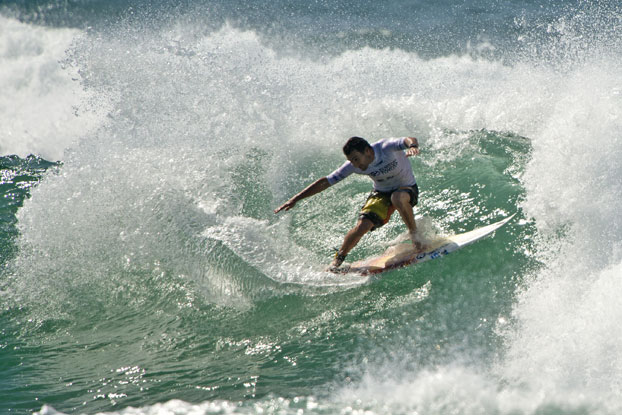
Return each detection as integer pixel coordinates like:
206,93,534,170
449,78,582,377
274,136,422,270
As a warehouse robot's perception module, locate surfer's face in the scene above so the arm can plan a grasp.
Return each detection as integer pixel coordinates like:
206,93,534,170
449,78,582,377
347,148,374,171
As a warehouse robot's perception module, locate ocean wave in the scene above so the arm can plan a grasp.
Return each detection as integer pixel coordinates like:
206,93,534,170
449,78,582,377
3,2,622,413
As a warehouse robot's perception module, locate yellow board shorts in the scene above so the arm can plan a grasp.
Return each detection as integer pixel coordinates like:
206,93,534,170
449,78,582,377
359,184,419,230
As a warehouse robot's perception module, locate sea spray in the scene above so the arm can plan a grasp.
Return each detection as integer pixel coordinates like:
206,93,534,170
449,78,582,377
0,16,105,160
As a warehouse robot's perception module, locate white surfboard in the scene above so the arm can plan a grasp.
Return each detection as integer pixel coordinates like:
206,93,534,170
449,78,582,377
342,213,516,275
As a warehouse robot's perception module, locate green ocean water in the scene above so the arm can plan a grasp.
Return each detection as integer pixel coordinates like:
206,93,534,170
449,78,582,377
0,131,534,414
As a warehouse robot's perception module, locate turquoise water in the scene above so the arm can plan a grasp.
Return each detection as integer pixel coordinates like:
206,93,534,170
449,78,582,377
1,1,622,414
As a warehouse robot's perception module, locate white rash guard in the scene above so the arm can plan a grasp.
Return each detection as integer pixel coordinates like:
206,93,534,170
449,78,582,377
326,137,416,192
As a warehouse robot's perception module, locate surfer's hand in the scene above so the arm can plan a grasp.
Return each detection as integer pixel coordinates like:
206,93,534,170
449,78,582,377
404,137,420,157
405,147,420,157
274,199,296,213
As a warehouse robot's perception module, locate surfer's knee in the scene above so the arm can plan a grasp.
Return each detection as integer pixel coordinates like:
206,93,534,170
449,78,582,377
355,217,375,234
390,190,410,208
391,185,418,209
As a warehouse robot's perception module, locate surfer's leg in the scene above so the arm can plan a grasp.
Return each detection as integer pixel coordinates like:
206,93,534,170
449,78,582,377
330,217,375,268
391,187,422,251
391,190,417,232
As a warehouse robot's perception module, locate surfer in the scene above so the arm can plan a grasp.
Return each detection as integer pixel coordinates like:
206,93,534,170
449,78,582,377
274,136,422,269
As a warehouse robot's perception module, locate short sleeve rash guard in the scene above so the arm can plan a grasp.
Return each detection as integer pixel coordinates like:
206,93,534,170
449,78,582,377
326,137,416,192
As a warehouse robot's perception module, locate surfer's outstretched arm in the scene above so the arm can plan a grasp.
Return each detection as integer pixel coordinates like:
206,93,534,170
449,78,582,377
274,177,330,213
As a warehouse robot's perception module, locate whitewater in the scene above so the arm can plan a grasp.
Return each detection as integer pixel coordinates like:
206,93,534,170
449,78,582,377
1,1,622,414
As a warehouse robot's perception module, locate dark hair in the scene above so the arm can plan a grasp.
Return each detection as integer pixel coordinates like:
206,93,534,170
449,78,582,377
343,136,371,156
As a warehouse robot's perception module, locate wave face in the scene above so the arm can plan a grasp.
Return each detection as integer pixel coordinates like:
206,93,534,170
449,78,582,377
1,1,621,414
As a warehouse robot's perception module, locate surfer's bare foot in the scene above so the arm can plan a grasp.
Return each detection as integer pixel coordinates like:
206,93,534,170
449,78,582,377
410,232,426,252
326,252,346,272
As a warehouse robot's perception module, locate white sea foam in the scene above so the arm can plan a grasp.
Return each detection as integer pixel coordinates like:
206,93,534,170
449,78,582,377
502,54,622,410
0,16,106,160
